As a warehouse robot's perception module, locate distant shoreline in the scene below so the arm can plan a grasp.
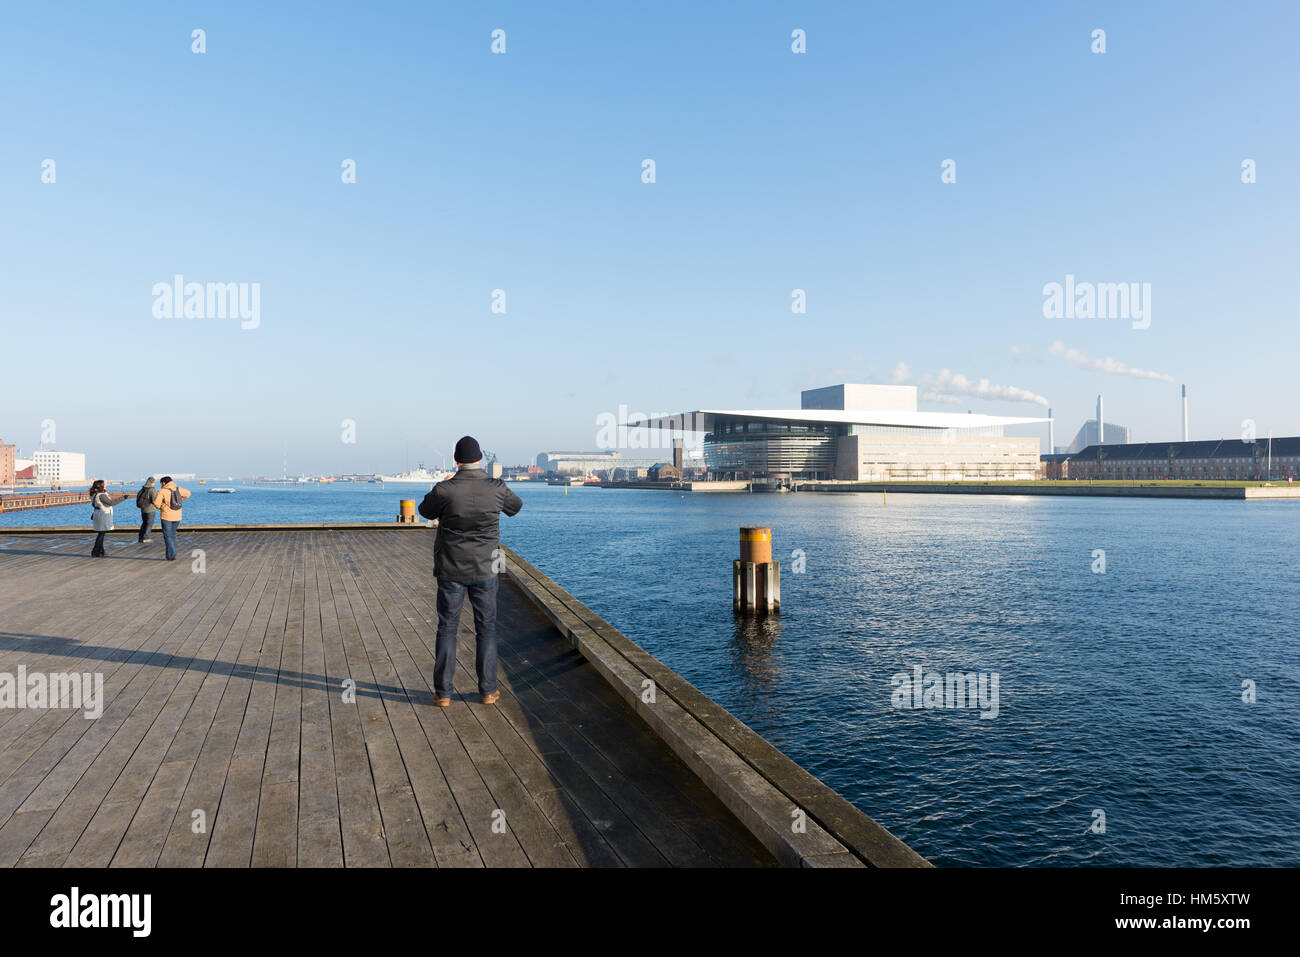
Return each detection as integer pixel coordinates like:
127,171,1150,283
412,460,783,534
601,479,1300,500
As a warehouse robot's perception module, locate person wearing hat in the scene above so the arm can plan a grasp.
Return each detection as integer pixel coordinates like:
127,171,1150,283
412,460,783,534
418,436,523,706
135,476,158,543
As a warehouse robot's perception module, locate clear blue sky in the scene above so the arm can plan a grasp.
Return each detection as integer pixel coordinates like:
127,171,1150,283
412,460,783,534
3,0,1297,476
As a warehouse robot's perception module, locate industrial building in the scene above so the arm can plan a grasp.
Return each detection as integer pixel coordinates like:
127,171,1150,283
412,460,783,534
1057,437,1300,481
647,440,685,482
640,384,1048,481
1063,395,1132,453
1066,419,1132,453
31,450,86,485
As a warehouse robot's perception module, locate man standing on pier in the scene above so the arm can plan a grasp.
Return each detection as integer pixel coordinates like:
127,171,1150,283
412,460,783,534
418,436,522,706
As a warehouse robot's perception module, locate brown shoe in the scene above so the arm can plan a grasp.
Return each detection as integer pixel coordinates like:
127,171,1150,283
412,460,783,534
480,691,500,705
433,696,451,708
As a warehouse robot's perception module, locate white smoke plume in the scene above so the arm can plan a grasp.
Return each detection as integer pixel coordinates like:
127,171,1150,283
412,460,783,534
918,368,1050,407
1048,341,1175,382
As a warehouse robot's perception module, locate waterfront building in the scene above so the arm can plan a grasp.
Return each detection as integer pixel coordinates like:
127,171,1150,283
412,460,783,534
536,451,622,474
641,384,1048,481
1062,437,1300,481
0,441,14,488
536,451,664,477
32,450,87,485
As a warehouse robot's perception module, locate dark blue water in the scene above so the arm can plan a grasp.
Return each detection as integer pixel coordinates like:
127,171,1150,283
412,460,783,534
7,482,1297,866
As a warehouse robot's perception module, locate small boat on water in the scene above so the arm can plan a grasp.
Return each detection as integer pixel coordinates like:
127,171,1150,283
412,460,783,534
208,488,237,494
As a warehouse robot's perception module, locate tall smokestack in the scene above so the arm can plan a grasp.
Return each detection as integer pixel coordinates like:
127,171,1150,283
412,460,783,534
1048,408,1054,454
1181,384,1188,442
1097,394,1104,444
673,438,683,471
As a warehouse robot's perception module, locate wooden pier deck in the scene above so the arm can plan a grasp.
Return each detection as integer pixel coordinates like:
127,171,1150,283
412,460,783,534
0,526,926,868
0,528,783,867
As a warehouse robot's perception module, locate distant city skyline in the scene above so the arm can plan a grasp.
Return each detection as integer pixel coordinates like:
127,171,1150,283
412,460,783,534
4,1,1297,477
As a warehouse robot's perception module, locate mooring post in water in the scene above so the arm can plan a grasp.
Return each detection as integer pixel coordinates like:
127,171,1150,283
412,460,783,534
397,499,417,523
734,526,780,614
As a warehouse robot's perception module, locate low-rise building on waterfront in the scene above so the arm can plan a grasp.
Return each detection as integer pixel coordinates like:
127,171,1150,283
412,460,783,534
1060,437,1300,481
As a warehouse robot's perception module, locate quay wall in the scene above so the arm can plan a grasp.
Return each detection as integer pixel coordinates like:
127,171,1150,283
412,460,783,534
796,482,1300,500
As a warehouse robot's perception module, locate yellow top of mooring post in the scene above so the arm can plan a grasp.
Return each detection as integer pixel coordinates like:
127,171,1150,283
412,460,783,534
739,526,772,564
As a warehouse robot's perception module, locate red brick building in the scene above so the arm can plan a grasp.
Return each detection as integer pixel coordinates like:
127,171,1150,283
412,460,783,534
0,441,15,488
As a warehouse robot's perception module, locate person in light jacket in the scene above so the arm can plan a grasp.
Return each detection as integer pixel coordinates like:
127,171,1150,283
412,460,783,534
152,476,191,561
417,436,522,706
88,480,128,557
136,476,157,543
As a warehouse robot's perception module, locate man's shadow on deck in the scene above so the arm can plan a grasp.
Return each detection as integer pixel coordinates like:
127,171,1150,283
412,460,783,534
0,631,430,704
0,545,162,561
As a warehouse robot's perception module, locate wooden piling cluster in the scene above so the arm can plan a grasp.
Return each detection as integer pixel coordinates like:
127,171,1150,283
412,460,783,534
733,526,780,614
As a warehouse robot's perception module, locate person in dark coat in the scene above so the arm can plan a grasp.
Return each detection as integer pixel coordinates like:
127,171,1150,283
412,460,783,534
418,436,522,706
135,477,157,543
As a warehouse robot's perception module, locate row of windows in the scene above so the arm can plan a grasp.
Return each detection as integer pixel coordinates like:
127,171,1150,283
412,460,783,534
710,422,839,436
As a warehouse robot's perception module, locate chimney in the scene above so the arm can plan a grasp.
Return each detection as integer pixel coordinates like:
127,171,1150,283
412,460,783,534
672,439,683,471
1181,384,1188,442
1097,394,1104,444
1048,408,1054,455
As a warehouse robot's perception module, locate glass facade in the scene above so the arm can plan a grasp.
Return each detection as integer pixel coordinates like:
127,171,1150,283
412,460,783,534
704,418,843,478
703,416,1034,480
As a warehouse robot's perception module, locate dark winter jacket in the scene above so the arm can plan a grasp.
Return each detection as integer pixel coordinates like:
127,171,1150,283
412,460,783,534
417,467,522,581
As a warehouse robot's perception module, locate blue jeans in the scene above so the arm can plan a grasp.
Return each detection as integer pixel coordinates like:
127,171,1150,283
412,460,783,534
161,519,180,559
138,511,156,542
434,576,499,698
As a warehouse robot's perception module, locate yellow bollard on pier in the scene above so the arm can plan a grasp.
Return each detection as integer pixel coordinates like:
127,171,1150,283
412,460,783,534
397,499,417,523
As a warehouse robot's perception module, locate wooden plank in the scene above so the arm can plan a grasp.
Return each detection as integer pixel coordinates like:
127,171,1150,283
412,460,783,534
156,534,287,866
111,533,284,867
205,534,298,866
295,534,344,868
315,539,395,866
